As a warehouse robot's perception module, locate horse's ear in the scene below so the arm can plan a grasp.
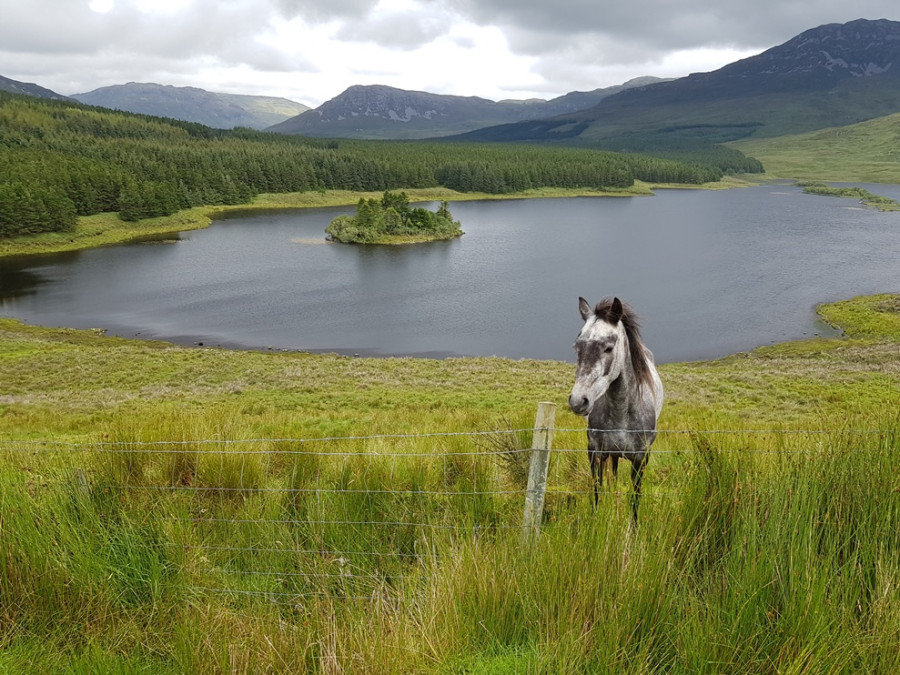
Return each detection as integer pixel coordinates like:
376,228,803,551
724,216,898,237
609,297,624,324
578,297,592,321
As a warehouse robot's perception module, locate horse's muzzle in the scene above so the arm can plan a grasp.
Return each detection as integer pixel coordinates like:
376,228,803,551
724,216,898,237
568,394,591,416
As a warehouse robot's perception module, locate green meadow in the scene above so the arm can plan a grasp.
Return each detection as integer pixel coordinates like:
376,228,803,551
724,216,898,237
732,112,900,184
1,290,898,673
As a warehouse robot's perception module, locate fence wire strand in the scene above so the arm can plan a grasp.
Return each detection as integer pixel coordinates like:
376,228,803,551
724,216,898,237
1,426,890,453
3,423,896,605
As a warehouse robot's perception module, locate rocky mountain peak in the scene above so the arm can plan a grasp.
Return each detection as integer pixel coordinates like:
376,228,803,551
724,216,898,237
311,84,495,123
719,18,900,84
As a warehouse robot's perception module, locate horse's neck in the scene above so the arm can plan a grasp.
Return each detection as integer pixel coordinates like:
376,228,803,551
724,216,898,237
596,345,641,418
607,367,638,407
614,334,640,398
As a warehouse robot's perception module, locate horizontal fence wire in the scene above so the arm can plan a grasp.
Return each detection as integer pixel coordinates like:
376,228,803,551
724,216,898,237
1,426,891,451
2,425,895,606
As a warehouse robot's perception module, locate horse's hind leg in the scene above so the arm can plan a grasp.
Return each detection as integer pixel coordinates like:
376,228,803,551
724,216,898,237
629,457,647,524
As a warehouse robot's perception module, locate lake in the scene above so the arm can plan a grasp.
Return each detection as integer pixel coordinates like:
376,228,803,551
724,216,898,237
1,183,898,363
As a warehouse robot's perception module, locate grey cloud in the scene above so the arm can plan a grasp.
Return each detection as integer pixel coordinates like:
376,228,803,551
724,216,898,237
5,0,900,104
0,1,130,55
271,0,377,22
0,0,256,58
335,7,449,50
0,0,313,95
439,0,900,56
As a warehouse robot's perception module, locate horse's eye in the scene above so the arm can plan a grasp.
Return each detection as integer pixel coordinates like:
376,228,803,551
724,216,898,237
604,346,613,354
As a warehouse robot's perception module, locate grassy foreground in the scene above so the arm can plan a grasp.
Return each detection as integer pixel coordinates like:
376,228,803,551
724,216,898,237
1,294,898,673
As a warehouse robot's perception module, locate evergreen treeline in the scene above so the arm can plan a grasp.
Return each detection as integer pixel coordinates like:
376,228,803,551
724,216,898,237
1,92,742,239
593,131,766,174
325,191,462,243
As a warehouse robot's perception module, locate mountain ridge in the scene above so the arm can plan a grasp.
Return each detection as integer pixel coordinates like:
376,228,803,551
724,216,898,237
0,75,71,101
71,82,310,130
449,18,900,147
266,78,669,139
6,18,900,147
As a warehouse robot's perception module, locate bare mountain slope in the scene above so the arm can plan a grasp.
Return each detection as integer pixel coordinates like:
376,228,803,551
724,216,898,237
72,82,309,129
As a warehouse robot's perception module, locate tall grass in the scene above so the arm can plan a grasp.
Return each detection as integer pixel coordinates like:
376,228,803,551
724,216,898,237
2,412,898,672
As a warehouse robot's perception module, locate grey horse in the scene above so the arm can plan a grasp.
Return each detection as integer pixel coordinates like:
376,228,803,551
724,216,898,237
568,297,664,522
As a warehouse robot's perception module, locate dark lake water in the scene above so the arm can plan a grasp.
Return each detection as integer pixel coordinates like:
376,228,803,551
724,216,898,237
1,183,898,363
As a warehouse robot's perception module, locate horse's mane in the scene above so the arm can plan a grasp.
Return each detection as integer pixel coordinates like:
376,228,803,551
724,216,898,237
593,298,653,389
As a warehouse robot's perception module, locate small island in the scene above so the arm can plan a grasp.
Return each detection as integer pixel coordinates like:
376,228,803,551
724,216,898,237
798,181,900,211
325,191,463,244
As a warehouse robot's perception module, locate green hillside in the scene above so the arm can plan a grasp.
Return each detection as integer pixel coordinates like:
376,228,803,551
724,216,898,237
454,74,900,171
732,112,900,182
451,20,900,173
570,75,900,145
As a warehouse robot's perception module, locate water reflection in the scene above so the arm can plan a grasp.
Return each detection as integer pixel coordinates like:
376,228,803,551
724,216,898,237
0,251,82,302
0,264,45,300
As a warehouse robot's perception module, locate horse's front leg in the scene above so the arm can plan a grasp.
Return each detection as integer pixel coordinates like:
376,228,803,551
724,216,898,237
629,457,647,524
590,451,603,508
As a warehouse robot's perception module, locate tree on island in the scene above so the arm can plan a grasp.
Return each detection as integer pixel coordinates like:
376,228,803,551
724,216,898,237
325,191,462,243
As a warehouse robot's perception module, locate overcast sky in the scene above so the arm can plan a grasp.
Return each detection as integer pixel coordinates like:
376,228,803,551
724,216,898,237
1,0,897,107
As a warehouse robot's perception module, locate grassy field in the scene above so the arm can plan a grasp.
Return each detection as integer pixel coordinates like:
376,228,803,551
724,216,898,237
1,292,898,673
732,112,900,183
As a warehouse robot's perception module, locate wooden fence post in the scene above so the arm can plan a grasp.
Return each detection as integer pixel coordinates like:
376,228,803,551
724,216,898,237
522,401,556,543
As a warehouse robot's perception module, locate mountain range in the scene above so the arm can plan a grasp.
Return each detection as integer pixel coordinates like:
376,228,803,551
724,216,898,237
0,73,664,136
4,18,900,149
269,18,900,149
447,18,900,149
266,77,668,139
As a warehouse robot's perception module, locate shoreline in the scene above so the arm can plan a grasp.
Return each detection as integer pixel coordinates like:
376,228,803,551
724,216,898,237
0,292,896,444
0,178,752,259
0,292,880,366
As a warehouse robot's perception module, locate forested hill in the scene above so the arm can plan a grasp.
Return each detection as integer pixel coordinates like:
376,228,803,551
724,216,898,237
0,92,753,239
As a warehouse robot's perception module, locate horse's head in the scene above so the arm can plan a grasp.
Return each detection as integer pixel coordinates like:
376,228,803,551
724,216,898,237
568,296,628,417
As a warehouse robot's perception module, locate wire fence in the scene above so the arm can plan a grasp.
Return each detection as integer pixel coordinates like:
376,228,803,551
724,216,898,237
1,410,896,606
